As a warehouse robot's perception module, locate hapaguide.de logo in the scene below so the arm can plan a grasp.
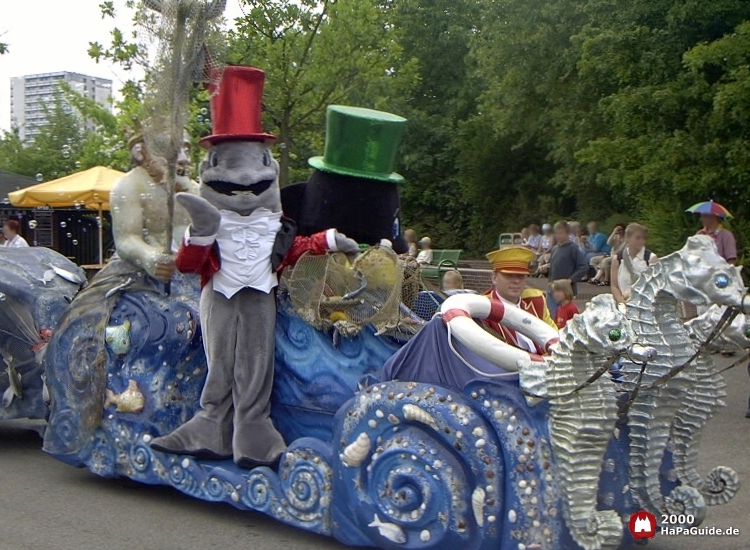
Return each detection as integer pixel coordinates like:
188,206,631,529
628,510,657,540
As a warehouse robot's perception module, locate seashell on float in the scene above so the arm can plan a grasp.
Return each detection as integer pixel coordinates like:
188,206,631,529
472,486,486,526
420,529,431,542
402,404,438,430
341,432,371,467
508,509,517,523
703,466,740,505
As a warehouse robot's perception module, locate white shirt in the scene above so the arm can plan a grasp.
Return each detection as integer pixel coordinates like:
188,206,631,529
3,235,29,248
416,249,433,265
618,247,657,298
495,291,536,353
186,208,282,298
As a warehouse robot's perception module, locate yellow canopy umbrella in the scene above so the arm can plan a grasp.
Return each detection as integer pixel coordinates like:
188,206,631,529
8,166,125,265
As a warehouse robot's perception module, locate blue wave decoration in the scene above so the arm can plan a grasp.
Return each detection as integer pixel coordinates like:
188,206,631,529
273,293,400,443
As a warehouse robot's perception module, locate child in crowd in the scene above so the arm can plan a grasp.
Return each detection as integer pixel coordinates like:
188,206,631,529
539,223,554,254
551,279,579,329
590,223,626,285
568,221,583,247
526,224,542,251
416,236,434,266
611,223,657,304
547,221,589,317
521,227,530,245
533,223,554,276
403,229,418,258
442,269,464,291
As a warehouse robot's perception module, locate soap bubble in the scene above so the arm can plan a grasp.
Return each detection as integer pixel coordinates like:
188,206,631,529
75,161,81,168
35,173,43,182
142,228,149,236
62,151,70,159
28,220,38,229
82,228,87,233
0,293,5,302
103,137,110,145
197,115,204,123
60,221,67,228
72,239,78,245
200,107,208,115
66,232,72,238
2,198,8,205
62,144,70,151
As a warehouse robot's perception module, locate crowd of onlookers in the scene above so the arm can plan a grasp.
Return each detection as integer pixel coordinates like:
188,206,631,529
518,213,737,324
396,212,738,330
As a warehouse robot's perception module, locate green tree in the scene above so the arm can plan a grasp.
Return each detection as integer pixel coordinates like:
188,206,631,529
389,0,481,250
227,0,416,186
470,0,750,257
573,3,750,255
0,98,85,180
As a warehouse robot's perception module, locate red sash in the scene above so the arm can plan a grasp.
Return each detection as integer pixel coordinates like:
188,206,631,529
482,289,545,355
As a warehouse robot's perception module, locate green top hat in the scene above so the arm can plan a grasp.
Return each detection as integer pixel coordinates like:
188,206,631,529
308,105,407,183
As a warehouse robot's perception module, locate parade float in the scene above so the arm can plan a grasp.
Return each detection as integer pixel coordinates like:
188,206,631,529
0,1,746,549
35,217,750,550
37,75,750,550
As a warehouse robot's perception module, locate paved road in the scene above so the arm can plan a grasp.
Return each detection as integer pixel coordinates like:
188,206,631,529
1,357,749,550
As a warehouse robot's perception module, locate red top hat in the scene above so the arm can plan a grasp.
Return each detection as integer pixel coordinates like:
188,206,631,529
199,66,277,148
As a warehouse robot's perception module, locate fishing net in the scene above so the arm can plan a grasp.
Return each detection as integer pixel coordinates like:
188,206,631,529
399,260,448,322
0,292,44,380
286,247,407,337
136,0,227,249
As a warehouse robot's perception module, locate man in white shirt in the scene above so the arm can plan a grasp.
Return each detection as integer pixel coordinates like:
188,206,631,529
2,220,29,248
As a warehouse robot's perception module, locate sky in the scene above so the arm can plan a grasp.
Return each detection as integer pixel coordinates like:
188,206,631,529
0,0,246,131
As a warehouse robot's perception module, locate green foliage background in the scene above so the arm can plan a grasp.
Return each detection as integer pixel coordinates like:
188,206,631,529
3,0,750,260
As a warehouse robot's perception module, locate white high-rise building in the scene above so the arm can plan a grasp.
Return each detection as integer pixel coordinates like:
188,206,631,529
10,72,113,141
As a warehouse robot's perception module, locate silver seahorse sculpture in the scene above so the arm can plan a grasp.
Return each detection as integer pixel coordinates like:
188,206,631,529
519,294,656,550
679,304,749,505
619,236,747,521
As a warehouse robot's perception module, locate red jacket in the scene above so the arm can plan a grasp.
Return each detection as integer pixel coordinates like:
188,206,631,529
175,215,332,288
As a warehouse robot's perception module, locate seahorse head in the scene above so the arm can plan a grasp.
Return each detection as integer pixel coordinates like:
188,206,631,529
686,304,750,351
660,236,746,307
564,294,636,356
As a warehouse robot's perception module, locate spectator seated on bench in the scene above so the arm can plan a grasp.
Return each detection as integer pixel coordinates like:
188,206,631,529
420,249,463,283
